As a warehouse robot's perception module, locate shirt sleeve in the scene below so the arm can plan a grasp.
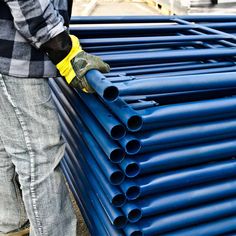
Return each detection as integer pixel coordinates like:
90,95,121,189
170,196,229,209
3,0,66,48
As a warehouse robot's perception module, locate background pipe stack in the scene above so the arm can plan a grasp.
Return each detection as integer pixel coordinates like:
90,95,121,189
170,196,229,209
50,15,236,236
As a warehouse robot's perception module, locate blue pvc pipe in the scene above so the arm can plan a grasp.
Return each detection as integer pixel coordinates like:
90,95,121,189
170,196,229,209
70,25,198,38
137,178,236,218
53,93,125,186
86,70,119,101
83,42,204,54
80,34,229,46
58,115,126,207
139,118,236,153
137,159,236,198
139,96,236,128
165,215,236,236
117,71,236,98
60,159,106,236
101,48,236,66
62,157,124,235
56,77,126,140
65,145,127,229
133,65,236,79
109,61,234,76
50,79,125,163
125,87,236,109
125,197,236,235
53,80,140,155
76,88,126,140
122,179,236,224
131,138,236,176
102,97,143,132
120,180,141,201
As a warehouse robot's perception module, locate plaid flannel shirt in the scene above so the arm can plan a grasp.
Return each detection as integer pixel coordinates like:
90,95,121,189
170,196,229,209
0,0,70,78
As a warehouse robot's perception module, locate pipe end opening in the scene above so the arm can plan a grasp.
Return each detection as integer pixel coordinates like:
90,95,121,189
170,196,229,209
126,186,141,200
125,163,140,178
111,125,126,140
127,116,143,132
103,86,119,102
110,171,125,185
128,209,142,223
110,148,125,163
131,231,143,236
114,216,127,229
112,194,126,207
126,140,141,155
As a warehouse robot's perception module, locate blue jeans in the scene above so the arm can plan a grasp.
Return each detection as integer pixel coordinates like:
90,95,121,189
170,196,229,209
0,74,77,236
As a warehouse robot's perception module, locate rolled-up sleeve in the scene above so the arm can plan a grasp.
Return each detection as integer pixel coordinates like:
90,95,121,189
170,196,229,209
3,0,66,48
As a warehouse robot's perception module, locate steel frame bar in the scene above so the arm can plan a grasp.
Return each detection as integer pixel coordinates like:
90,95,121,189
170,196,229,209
116,71,236,96
121,178,236,223
53,93,125,186
62,155,124,235
136,159,236,198
61,159,108,236
62,159,107,235
138,118,236,154
125,197,236,235
166,215,236,236
50,79,124,162
123,138,236,177
65,144,127,230
58,114,126,207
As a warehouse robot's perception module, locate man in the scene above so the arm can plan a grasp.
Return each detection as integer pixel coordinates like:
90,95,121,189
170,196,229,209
0,0,109,235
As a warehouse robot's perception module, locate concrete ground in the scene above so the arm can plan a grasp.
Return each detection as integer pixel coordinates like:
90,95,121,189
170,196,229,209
72,0,159,16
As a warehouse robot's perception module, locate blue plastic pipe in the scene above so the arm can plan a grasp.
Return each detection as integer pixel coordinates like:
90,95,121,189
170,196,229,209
125,197,236,235
139,96,236,129
80,34,230,46
122,159,236,199
76,88,126,140
57,112,126,207
165,215,236,236
100,48,236,66
53,93,125,186
121,138,236,177
83,42,204,54
56,77,126,140
117,71,236,98
86,70,119,101
139,118,236,153
60,159,109,236
108,61,234,76
62,156,124,235
50,79,125,163
102,97,143,132
121,179,236,223
64,145,127,229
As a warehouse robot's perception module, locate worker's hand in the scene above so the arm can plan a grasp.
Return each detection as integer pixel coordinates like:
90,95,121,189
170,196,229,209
41,32,110,93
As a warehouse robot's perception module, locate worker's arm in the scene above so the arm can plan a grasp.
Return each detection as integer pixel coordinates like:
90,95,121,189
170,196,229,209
3,0,110,92
41,32,110,93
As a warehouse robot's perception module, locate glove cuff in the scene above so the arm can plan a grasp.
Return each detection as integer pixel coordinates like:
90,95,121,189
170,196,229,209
56,35,83,84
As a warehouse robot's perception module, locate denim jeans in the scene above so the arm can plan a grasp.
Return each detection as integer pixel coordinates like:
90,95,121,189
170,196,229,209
0,74,77,236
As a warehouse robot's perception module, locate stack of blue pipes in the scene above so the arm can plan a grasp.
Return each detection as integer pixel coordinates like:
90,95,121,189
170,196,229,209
50,15,236,236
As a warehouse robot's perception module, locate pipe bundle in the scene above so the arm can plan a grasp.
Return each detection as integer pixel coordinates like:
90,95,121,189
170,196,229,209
50,15,236,236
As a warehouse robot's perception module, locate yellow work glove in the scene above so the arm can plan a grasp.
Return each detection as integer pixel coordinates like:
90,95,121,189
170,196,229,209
41,31,110,93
